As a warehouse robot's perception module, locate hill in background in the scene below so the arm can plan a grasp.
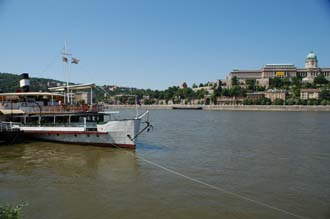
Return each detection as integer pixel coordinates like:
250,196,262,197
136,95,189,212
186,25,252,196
0,73,65,93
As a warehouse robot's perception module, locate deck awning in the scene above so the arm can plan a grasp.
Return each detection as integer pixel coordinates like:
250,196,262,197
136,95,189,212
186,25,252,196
0,109,25,115
0,92,64,101
48,83,96,92
0,92,64,97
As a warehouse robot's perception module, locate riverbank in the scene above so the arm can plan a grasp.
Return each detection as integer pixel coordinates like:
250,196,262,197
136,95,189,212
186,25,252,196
104,104,330,112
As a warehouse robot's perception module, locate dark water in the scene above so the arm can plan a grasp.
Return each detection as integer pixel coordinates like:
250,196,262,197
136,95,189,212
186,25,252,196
0,110,329,219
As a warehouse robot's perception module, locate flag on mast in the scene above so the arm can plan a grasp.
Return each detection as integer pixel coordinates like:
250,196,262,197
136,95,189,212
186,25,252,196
71,57,80,64
62,56,68,63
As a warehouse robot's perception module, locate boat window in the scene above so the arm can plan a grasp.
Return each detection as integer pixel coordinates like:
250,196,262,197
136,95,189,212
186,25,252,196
71,116,79,123
98,115,104,122
104,115,111,122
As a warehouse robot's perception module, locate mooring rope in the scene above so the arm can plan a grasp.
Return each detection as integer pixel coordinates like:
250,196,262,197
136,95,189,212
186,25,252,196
112,143,310,219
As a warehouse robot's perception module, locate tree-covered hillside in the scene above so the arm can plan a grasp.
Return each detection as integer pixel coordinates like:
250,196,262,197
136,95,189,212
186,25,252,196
0,73,64,92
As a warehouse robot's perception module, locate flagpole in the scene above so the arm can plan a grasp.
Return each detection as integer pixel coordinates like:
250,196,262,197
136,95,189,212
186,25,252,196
64,40,70,104
62,49,66,105
62,41,78,105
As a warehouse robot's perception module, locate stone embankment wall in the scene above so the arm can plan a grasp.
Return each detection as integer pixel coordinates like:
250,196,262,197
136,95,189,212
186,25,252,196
205,105,330,112
104,104,330,112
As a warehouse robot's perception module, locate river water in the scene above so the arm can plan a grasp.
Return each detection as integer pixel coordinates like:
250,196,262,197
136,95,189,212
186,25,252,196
0,110,329,219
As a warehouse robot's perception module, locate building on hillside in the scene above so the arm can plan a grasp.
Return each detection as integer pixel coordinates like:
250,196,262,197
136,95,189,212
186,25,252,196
47,81,63,87
256,78,269,87
226,52,330,86
216,96,244,105
300,88,321,100
108,85,118,91
264,89,287,102
192,85,214,94
104,85,137,92
246,92,265,100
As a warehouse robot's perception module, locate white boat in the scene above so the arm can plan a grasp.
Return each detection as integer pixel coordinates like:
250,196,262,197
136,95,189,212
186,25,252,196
18,111,150,149
0,75,151,149
0,44,152,148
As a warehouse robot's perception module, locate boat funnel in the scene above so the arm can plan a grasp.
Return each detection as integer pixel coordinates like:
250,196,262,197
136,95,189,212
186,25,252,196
20,73,30,92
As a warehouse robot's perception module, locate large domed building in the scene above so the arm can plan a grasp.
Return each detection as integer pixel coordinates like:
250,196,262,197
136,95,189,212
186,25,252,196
305,51,318,68
227,51,330,86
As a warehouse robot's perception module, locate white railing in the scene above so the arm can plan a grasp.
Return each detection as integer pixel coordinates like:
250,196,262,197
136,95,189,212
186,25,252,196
0,102,103,114
19,122,97,128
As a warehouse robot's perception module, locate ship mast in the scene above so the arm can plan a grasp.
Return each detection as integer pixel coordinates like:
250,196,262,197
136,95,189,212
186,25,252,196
62,41,72,104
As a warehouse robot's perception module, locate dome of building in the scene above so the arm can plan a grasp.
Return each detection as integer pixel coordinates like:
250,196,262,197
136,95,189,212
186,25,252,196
306,51,317,60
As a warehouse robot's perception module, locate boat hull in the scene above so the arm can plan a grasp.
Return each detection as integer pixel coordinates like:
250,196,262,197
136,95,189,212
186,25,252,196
20,119,141,149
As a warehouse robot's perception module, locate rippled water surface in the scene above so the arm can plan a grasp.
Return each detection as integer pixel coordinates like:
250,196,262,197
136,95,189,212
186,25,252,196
0,110,330,219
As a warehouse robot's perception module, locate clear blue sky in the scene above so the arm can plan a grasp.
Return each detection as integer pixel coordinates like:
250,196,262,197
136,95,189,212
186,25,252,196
1,0,330,89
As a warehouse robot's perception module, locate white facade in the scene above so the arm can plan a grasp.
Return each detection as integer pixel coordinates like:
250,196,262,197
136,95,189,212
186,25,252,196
300,89,321,100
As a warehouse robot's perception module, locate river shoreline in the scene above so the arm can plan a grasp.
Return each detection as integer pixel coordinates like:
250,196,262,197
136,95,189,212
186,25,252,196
104,104,330,112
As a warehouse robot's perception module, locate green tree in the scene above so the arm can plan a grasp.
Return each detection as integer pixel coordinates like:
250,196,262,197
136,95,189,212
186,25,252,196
231,76,239,86
212,84,222,103
286,98,300,105
243,98,253,105
222,88,230,97
273,98,284,105
282,77,291,89
222,87,246,97
291,87,300,97
302,82,315,88
300,99,307,105
127,97,136,105
260,97,271,105
255,86,266,91
210,93,217,104
269,77,283,88
195,89,206,99
320,89,330,100
320,99,328,105
291,76,302,87
231,86,244,97
314,74,329,85
246,79,256,91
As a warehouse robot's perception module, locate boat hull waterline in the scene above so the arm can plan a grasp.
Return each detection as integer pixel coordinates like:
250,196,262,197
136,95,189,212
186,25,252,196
20,119,141,149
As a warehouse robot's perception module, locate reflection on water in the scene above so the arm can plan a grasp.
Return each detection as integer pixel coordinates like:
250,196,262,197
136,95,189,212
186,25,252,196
1,110,330,219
